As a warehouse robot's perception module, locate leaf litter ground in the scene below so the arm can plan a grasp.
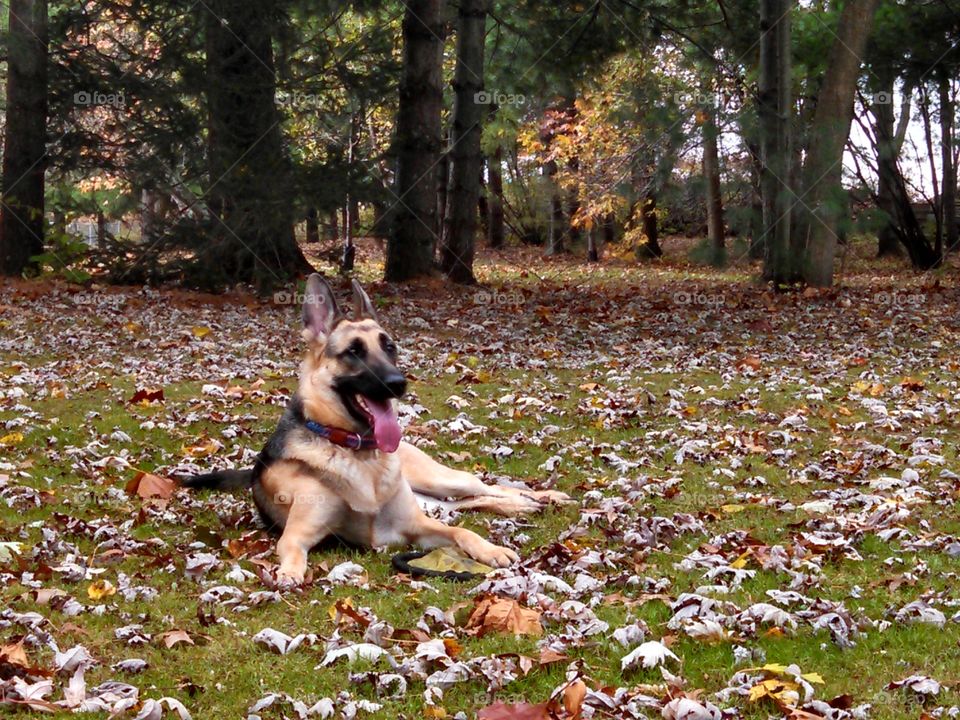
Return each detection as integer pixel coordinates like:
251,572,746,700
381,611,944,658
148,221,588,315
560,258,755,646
1,248,959,719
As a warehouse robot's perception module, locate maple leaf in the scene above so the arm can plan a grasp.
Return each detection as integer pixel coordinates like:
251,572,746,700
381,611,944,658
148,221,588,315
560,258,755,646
0,640,30,669
125,471,177,499
464,594,543,637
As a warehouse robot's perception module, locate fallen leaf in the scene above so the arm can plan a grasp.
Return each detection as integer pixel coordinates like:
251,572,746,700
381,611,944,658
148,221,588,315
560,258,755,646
464,594,543,637
87,579,116,600
158,629,195,649
126,471,176,500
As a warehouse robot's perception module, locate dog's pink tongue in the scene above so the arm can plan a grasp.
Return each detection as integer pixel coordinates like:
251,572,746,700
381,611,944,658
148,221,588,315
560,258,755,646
365,398,402,452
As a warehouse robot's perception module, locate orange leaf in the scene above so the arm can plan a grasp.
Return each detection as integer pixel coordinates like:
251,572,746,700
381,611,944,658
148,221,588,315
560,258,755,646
464,594,543,637
125,471,176,500
564,679,587,718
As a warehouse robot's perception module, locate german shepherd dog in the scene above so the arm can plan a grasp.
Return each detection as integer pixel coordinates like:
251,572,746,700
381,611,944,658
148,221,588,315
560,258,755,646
184,275,568,587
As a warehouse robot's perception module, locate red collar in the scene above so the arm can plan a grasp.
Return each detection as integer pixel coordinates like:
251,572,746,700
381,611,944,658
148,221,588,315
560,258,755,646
304,419,377,450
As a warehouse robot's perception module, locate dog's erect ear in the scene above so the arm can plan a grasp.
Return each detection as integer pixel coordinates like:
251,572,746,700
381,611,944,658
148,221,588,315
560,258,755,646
351,279,379,322
302,274,341,340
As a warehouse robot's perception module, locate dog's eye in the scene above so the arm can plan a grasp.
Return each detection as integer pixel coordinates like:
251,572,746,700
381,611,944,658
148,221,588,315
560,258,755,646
380,335,397,356
344,340,366,359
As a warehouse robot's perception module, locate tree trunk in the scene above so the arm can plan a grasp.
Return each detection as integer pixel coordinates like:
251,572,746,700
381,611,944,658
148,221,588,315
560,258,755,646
873,75,901,257
800,0,881,286
702,101,725,266
586,228,599,262
341,113,358,274
203,0,311,291
635,194,662,259
746,140,765,259
919,83,942,255
0,0,48,276
437,127,449,245
487,145,505,248
759,0,795,285
477,164,489,238
440,0,487,284
546,164,565,255
384,0,443,281
305,207,320,244
939,74,957,252
96,211,106,248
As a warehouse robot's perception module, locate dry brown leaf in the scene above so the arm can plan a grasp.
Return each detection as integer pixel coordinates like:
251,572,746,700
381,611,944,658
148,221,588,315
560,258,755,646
464,594,543,637
539,647,570,666
0,641,29,668
563,679,587,718
158,629,195,649
125,471,176,500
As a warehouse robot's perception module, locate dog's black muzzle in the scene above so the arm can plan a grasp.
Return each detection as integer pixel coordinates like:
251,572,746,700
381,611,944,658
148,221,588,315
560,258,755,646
335,367,407,403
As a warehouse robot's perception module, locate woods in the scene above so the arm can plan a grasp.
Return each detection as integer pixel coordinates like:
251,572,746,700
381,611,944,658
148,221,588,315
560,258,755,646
0,0,954,288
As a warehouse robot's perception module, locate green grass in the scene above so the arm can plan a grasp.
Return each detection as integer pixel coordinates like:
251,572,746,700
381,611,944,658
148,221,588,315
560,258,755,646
2,256,960,718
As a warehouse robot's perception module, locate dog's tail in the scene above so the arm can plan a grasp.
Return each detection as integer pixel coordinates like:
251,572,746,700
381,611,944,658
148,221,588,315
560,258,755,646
180,468,254,491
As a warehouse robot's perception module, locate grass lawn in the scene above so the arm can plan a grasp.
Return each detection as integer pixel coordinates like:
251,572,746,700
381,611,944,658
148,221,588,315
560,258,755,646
1,241,959,718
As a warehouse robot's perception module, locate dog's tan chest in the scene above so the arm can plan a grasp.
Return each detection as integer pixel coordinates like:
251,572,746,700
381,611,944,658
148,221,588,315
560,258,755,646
284,435,403,514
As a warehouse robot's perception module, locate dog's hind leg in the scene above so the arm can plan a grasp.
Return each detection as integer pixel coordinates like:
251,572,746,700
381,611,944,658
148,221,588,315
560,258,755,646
398,441,571,513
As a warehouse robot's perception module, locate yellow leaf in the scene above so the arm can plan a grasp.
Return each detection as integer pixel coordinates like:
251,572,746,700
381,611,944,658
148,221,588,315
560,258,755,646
721,504,745,514
191,326,212,338
87,579,116,600
730,551,751,569
329,597,351,621
801,672,825,684
748,678,798,703
408,547,494,576
759,663,789,674
0,432,23,446
423,707,447,719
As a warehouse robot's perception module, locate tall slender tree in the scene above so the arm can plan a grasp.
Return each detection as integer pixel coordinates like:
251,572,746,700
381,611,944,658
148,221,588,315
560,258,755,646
701,98,725,266
759,0,794,284
0,0,48,276
800,0,882,286
385,0,444,282
440,0,488,283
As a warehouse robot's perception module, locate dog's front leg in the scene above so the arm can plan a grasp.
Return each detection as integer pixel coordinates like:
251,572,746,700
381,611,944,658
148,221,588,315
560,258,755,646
274,492,339,588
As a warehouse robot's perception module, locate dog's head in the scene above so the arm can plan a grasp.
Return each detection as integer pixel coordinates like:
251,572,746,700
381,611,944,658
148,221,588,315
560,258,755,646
298,274,406,453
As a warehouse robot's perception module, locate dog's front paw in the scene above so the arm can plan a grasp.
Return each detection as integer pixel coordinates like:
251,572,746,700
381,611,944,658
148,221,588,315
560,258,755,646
525,489,573,505
469,541,519,568
276,568,306,590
